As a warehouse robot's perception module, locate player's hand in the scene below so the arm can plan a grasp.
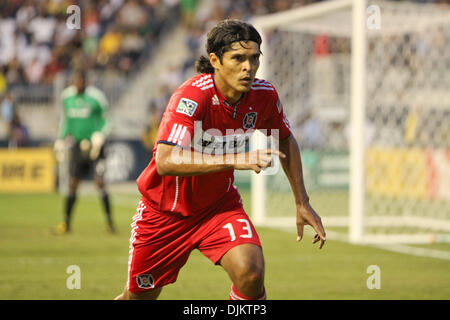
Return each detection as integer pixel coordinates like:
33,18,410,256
90,131,105,160
235,149,286,173
296,202,326,249
54,139,65,162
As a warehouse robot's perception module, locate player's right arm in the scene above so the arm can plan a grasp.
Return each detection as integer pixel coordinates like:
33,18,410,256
54,86,75,160
155,143,285,176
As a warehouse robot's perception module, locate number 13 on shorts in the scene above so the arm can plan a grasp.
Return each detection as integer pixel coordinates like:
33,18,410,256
223,219,253,241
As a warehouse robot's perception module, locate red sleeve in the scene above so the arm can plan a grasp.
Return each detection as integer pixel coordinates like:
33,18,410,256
155,85,206,148
261,86,292,140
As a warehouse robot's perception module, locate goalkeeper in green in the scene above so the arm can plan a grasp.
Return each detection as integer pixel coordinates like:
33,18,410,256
54,70,115,234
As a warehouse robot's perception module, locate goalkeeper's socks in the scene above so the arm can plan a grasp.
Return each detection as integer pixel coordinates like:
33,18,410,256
229,284,266,300
64,194,77,231
101,191,114,229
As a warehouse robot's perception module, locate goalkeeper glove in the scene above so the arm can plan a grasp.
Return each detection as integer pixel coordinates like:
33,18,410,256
89,131,105,160
80,139,91,158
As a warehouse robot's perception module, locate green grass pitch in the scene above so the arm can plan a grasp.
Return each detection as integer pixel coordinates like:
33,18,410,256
0,190,449,300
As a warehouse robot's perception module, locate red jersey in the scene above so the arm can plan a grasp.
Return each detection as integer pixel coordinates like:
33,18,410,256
136,73,291,217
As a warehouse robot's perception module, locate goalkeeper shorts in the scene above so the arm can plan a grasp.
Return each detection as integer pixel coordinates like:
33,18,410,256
69,142,106,178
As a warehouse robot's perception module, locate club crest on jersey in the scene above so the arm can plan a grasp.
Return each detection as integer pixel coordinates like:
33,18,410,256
177,98,198,117
243,112,258,129
136,273,155,289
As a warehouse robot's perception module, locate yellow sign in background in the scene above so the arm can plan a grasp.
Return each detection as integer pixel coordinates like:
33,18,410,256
0,148,55,192
366,147,428,199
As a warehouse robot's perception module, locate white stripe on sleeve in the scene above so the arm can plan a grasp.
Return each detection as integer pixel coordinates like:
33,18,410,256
168,123,178,142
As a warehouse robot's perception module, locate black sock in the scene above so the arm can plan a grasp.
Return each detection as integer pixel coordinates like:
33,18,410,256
65,194,77,230
101,191,113,226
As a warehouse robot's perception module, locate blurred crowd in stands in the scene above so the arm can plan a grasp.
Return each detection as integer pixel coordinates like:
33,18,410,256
0,0,325,98
0,0,179,93
0,0,180,147
1,0,448,95
1,0,448,149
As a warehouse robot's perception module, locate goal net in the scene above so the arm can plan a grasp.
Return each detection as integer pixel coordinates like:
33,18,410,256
249,0,450,244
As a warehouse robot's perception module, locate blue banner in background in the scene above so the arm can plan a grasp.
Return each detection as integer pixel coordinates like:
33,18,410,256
0,139,152,183
103,140,151,183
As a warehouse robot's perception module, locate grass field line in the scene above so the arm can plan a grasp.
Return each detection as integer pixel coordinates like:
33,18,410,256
372,244,450,261
272,226,450,261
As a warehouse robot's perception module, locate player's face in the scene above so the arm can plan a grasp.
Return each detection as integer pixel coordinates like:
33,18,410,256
74,75,86,93
211,41,261,102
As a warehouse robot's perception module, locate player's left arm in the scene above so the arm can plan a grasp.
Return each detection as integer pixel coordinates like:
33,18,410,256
90,86,111,137
54,87,73,161
87,86,111,160
278,134,326,249
264,86,326,248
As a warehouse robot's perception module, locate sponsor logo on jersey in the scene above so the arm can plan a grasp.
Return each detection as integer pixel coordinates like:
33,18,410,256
192,122,252,155
68,106,91,118
243,112,258,129
136,273,155,289
194,132,252,155
176,98,198,117
168,121,282,174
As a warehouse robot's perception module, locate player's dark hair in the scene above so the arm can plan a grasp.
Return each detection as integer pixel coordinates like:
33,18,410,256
195,19,262,74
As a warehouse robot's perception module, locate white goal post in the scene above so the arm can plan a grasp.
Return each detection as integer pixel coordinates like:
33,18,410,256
250,0,450,244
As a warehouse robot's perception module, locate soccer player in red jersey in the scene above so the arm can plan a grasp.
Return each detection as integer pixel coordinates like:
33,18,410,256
115,19,326,300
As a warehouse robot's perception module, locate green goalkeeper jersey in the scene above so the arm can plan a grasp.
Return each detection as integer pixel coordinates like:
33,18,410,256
59,85,110,142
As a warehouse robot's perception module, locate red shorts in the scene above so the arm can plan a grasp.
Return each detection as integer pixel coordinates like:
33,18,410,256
127,197,261,293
